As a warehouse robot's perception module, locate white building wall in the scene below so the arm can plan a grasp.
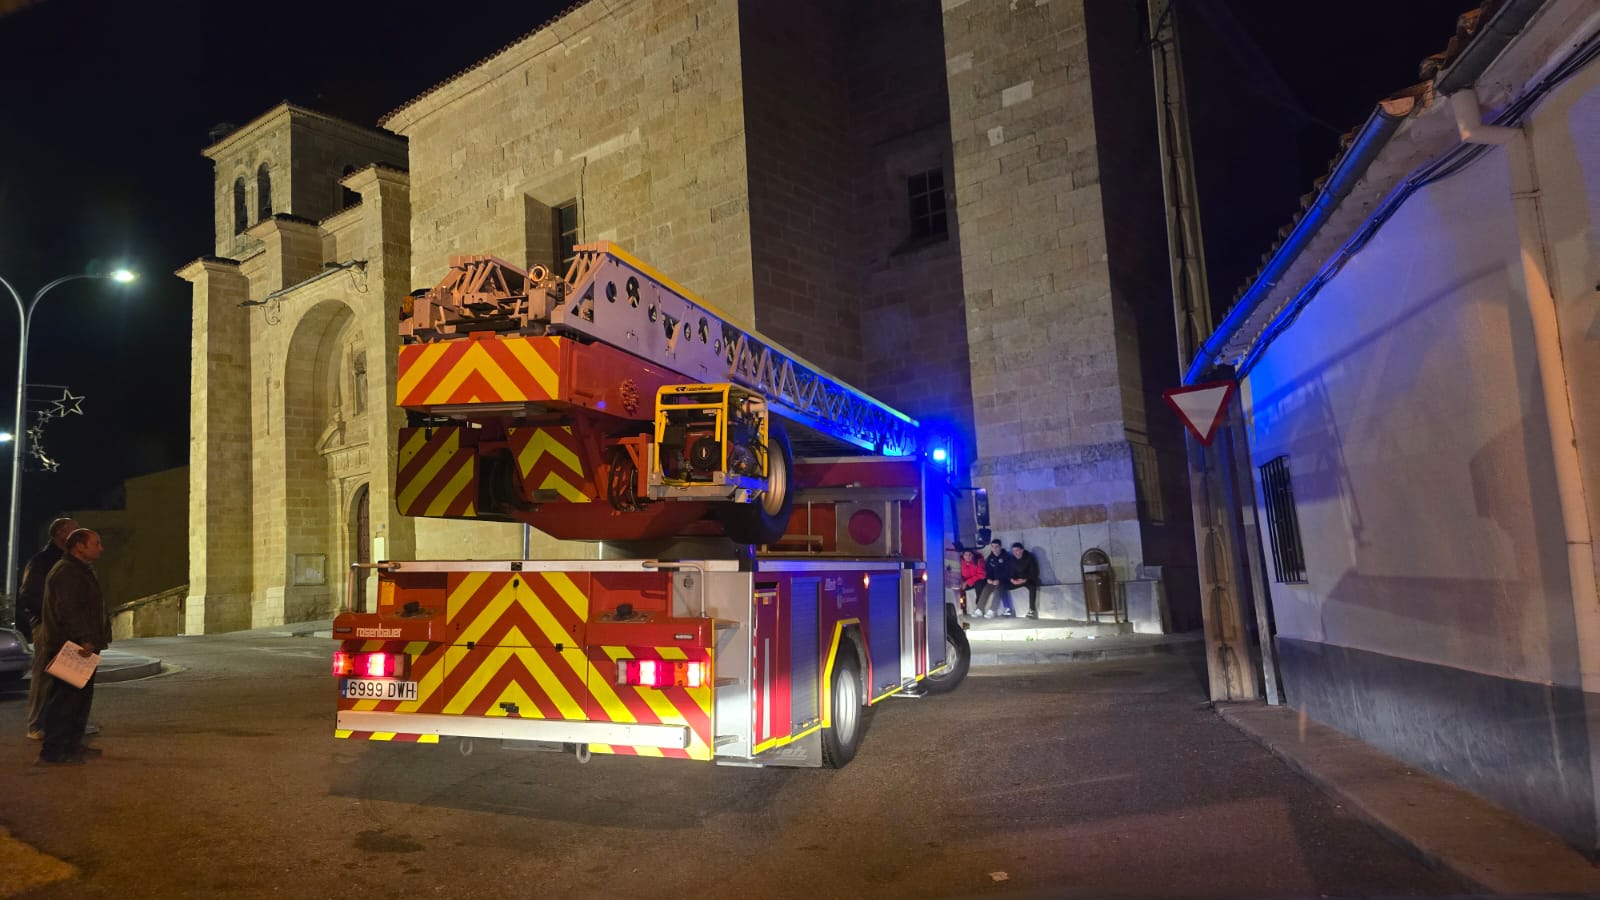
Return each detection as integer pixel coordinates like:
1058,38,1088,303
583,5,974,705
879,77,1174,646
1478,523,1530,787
1242,147,1578,687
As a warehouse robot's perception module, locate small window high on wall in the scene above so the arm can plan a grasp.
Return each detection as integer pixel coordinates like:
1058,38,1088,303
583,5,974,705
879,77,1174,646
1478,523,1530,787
553,200,579,275
257,164,272,219
1259,455,1307,583
908,168,947,241
233,177,248,234
340,165,361,209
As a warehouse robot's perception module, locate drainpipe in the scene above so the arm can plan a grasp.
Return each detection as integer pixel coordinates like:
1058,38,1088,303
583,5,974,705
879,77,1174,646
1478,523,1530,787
1449,87,1600,697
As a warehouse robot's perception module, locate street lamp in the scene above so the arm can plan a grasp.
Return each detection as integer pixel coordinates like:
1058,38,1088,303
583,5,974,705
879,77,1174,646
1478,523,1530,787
0,269,137,600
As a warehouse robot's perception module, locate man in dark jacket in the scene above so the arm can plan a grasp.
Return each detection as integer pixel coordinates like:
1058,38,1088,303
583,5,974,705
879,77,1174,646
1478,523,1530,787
1009,542,1042,619
20,516,77,740
36,528,108,765
980,539,1015,618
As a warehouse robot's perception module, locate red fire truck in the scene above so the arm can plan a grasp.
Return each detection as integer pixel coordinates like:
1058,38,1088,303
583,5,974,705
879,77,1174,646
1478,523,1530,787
332,244,969,767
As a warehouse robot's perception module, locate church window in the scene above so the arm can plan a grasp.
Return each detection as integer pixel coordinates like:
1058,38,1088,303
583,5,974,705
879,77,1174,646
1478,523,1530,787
340,165,362,209
233,177,248,234
257,164,273,219
908,168,947,241
553,200,579,275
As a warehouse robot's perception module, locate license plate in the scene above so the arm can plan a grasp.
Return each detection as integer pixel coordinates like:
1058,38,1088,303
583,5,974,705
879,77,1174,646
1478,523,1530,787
341,679,418,701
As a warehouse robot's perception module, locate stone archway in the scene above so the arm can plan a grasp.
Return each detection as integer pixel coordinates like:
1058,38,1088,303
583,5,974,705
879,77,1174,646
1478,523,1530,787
280,298,372,622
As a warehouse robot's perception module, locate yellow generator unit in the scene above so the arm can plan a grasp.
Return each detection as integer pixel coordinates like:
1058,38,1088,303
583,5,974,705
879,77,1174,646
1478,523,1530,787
652,384,769,502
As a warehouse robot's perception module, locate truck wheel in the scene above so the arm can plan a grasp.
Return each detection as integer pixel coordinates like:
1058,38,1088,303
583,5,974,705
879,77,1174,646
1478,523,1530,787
922,606,970,694
718,423,794,545
821,648,864,768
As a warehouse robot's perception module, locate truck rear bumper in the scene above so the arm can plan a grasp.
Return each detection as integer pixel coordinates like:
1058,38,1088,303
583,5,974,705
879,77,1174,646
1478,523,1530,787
336,711,691,749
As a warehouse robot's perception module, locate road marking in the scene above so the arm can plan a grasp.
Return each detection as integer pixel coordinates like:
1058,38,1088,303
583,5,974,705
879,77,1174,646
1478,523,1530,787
0,825,75,897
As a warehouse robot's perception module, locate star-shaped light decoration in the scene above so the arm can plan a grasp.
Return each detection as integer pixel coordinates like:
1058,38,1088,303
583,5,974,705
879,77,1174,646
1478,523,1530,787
37,455,58,473
56,389,84,416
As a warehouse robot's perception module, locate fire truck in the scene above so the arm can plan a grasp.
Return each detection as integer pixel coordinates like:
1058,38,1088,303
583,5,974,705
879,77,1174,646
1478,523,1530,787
332,243,970,767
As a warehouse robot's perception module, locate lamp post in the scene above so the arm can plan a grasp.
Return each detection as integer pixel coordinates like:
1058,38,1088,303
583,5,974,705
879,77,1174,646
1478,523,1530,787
0,269,137,602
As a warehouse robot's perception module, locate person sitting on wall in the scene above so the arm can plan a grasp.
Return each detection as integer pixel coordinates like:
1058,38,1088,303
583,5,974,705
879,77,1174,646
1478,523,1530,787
1009,542,1042,619
958,548,985,617
980,539,1015,618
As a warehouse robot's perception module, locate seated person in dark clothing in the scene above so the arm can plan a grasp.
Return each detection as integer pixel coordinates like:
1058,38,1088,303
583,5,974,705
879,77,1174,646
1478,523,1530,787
1009,542,1042,619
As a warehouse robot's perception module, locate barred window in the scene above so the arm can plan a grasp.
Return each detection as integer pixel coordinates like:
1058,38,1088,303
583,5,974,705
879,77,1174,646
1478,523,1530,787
553,200,579,274
1259,455,1307,583
907,169,947,241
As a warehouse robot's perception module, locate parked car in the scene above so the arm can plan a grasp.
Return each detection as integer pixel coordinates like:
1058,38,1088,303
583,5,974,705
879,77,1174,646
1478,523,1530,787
0,626,31,682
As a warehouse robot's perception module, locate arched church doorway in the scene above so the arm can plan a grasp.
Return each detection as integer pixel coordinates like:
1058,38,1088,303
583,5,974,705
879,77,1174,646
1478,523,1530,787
281,298,373,623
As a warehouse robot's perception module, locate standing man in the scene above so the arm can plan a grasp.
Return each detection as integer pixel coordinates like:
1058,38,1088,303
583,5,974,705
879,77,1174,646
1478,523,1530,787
981,539,1015,618
19,516,77,741
36,528,108,765
1009,542,1042,619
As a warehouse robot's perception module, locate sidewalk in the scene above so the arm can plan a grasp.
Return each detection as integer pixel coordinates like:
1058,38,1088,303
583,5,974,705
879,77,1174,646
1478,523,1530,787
1218,702,1600,896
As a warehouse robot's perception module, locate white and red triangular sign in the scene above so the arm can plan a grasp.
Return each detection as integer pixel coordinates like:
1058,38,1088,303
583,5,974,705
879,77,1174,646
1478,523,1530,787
1163,380,1236,446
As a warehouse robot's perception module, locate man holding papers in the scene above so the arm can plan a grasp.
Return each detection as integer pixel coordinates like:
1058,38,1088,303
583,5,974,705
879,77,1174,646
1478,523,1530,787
36,529,109,766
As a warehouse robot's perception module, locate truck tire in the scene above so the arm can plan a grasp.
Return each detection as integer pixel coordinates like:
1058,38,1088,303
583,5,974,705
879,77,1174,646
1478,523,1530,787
821,647,864,768
717,423,794,546
921,605,970,694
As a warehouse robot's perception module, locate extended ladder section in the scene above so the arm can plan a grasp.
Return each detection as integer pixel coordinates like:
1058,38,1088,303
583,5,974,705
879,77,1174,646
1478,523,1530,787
400,242,919,457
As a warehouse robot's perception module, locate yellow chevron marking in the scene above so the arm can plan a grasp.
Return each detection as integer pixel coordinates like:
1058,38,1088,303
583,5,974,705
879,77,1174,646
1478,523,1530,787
371,732,398,742
396,342,449,402
539,473,588,502
453,572,506,646
587,659,637,725
657,647,688,661
504,337,560,397
397,431,460,512
418,735,439,744
335,729,353,739
431,342,520,403
398,428,426,466
519,427,582,473
543,572,589,620
430,453,477,516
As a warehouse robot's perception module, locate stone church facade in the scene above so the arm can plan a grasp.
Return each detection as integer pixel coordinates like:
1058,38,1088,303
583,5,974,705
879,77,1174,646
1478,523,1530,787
182,0,1199,633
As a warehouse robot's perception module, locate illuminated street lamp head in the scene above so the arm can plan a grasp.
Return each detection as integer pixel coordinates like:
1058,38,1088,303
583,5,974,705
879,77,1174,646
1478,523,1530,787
110,269,137,284
0,433,11,443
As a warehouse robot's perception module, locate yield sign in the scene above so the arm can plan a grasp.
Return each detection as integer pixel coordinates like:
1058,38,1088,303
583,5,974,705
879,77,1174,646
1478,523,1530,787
1163,380,1236,446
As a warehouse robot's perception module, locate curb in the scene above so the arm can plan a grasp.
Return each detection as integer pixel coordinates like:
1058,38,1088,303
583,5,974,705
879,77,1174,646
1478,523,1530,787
95,660,165,684
1216,703,1600,896
970,639,1203,667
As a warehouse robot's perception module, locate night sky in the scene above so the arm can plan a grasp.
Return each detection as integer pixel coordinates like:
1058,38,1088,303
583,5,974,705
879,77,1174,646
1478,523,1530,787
0,0,1477,552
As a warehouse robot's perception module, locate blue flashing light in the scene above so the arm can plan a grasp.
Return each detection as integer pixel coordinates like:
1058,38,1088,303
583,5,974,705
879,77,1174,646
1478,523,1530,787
931,447,948,463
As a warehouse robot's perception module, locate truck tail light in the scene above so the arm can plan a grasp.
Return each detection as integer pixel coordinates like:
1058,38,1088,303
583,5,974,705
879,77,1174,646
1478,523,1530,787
333,650,408,679
616,658,706,688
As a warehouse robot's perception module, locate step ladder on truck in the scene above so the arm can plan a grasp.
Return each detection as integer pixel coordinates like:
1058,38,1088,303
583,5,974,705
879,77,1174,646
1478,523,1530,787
331,243,970,767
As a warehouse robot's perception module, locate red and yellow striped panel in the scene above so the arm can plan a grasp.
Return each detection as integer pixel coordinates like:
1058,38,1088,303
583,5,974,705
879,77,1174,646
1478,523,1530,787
337,572,714,759
586,644,714,761
336,639,446,742
397,427,477,518
507,425,592,503
397,335,562,408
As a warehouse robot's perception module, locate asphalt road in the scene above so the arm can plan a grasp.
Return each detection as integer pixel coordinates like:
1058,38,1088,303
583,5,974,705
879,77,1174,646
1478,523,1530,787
0,634,1467,899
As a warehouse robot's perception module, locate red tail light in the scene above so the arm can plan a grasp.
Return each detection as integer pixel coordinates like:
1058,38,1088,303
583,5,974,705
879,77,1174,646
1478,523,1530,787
333,650,407,679
616,658,705,688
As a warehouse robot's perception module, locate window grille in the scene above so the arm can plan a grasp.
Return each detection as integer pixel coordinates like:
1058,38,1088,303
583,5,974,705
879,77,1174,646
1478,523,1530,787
1259,455,1307,583
907,169,947,241
553,200,579,275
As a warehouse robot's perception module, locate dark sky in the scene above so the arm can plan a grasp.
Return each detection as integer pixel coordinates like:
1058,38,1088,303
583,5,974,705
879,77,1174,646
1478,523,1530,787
0,0,1477,549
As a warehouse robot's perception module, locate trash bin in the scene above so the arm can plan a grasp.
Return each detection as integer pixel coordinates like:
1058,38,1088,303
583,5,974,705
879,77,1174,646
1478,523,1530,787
1081,548,1118,621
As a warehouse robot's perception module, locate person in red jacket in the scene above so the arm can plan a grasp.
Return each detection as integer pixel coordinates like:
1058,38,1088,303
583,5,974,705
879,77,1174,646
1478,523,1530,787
958,548,985,617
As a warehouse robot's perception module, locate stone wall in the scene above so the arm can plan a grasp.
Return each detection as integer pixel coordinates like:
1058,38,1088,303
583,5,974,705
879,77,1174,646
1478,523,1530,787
388,0,757,330
943,0,1167,596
